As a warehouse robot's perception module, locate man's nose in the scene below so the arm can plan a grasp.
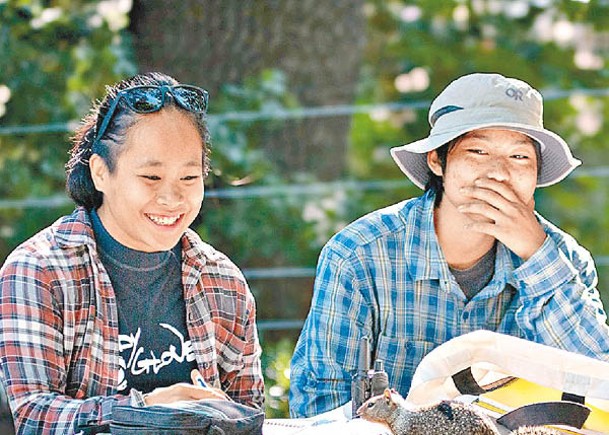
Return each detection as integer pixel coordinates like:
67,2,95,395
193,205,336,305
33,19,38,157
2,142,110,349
485,159,509,182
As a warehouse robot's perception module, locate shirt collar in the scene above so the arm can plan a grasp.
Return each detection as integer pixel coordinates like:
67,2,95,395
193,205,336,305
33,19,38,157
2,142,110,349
404,190,449,282
55,207,208,268
406,190,516,289
54,207,97,249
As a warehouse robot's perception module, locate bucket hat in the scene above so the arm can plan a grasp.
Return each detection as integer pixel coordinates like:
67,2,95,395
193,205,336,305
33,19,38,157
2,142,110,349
390,73,581,189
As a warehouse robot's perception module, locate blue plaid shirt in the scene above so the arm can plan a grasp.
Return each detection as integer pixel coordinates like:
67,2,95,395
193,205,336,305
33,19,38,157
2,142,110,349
289,190,609,417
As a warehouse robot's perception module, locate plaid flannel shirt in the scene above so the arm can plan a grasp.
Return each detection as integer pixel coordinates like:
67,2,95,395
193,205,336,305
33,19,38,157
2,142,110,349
0,207,264,434
289,190,609,418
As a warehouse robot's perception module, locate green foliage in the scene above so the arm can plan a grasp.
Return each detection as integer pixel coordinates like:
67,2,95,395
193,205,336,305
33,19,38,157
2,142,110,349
206,69,299,185
260,338,294,418
197,70,324,268
2,0,609,421
0,0,136,254
352,0,609,306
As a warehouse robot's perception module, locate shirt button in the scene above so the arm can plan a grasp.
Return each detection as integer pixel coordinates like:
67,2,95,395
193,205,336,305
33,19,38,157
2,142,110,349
462,311,469,321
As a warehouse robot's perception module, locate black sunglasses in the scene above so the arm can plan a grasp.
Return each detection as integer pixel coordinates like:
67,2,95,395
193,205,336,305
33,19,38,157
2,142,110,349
93,84,209,145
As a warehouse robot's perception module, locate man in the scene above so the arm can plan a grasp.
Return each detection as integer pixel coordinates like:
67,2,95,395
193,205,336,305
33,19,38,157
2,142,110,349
289,73,609,418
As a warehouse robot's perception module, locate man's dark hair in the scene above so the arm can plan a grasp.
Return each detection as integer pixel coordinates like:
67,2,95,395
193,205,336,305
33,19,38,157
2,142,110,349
424,136,460,206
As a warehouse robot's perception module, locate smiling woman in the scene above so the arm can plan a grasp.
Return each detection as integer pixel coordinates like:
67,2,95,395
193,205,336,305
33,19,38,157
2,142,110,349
89,108,205,252
0,72,264,434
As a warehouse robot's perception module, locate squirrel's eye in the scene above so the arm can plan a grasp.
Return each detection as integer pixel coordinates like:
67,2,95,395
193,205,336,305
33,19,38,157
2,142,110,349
367,402,374,408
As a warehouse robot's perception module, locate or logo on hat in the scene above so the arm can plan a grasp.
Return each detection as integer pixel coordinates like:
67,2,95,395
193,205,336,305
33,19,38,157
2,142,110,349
505,87,524,101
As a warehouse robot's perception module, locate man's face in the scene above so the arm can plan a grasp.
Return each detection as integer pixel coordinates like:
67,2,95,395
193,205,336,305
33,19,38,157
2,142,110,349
90,108,205,252
428,128,539,221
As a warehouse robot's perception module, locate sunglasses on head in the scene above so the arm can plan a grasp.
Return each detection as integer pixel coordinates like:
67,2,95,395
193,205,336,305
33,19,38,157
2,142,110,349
93,84,209,145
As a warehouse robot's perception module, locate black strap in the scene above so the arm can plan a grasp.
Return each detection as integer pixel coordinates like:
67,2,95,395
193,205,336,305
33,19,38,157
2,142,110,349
451,367,515,396
452,367,487,395
496,401,591,430
562,392,586,404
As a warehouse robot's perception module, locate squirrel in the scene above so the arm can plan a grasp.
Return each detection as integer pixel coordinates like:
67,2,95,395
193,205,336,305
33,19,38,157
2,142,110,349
357,388,562,435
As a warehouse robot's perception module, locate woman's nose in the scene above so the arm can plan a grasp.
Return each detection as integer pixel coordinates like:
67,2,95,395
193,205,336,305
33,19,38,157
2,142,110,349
156,183,184,207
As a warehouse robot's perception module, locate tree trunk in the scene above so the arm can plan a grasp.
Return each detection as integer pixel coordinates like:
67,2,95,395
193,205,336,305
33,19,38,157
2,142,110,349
129,0,366,179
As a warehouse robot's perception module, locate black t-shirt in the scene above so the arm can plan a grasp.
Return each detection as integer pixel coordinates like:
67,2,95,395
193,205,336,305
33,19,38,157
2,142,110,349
90,209,198,394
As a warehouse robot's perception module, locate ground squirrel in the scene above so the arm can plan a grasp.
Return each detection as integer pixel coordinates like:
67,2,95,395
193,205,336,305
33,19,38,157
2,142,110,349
357,389,562,435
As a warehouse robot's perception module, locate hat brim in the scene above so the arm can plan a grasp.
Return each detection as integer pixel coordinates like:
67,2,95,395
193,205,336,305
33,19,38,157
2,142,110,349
390,122,582,190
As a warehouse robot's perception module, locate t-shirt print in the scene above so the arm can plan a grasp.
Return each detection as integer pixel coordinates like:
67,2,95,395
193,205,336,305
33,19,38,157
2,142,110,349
117,322,196,392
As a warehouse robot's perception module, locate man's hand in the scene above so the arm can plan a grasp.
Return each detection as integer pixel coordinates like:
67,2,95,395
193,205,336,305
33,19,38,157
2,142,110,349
457,178,546,260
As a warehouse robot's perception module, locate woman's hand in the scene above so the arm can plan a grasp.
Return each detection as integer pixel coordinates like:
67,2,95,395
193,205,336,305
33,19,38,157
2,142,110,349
143,370,231,405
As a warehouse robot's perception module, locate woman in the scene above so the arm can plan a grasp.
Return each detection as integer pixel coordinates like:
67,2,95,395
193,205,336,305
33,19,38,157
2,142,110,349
0,72,264,434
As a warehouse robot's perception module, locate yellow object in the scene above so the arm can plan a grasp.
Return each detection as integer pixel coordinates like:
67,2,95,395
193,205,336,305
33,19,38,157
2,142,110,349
406,331,609,435
475,378,609,434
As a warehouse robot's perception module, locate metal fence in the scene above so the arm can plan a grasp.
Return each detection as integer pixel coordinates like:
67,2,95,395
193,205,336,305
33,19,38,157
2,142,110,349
2,95,609,332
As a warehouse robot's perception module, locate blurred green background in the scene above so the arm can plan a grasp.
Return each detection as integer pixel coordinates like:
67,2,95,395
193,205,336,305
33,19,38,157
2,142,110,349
1,0,609,419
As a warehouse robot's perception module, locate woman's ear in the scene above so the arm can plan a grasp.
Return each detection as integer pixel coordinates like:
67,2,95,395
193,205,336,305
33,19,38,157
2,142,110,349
89,154,109,193
427,150,443,176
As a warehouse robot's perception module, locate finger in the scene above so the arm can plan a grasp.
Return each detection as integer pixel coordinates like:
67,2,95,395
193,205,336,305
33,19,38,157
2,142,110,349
462,187,535,224
472,178,521,203
458,202,502,223
197,388,229,401
463,220,504,241
461,185,519,213
184,381,231,401
191,369,207,387
199,387,232,402
526,195,536,211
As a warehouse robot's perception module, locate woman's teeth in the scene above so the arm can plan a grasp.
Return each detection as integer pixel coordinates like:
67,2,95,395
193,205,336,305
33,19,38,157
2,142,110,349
147,214,181,226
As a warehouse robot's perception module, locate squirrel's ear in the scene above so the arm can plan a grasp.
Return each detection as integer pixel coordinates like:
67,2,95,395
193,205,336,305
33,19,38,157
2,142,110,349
383,388,392,401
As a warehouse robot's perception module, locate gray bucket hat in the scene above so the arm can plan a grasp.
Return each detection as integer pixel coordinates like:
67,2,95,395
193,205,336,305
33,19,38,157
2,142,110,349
390,73,582,189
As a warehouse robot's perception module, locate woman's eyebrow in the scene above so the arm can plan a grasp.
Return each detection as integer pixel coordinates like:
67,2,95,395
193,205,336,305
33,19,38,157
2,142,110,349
136,159,202,168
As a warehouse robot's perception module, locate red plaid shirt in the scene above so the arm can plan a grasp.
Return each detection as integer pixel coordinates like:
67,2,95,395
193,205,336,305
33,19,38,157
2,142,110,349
0,208,264,434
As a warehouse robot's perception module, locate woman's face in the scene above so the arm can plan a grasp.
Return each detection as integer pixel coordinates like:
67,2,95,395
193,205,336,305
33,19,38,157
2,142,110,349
90,108,205,252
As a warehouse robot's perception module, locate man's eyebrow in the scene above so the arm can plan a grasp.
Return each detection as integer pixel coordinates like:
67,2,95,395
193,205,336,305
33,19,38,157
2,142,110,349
464,132,491,141
465,132,535,145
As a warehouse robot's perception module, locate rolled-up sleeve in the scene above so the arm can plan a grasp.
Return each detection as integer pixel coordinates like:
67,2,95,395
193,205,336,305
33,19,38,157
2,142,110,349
513,234,609,361
0,251,130,434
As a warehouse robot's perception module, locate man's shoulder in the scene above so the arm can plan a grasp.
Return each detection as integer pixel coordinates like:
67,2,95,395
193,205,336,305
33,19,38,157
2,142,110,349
536,212,594,262
327,194,426,252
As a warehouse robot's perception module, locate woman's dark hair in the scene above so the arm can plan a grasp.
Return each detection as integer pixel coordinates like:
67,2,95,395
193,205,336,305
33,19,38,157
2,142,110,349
65,72,211,210
425,133,542,206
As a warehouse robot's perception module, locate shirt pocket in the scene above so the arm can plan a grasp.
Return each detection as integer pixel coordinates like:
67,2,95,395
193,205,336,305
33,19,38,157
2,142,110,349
376,334,439,394
214,323,246,374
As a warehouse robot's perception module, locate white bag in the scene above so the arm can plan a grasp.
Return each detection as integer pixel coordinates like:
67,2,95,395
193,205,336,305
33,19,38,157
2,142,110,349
405,330,609,434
